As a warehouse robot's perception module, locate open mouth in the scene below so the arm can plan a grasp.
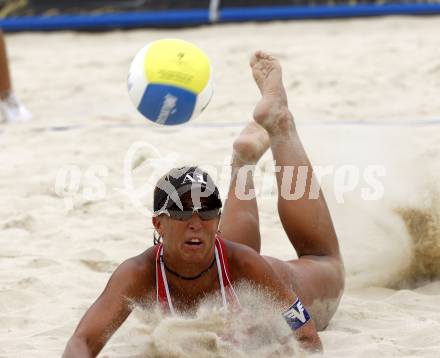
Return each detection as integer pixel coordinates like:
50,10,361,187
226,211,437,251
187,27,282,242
185,238,203,247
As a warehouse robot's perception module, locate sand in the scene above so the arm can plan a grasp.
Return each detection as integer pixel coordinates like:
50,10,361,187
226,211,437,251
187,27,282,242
1,15,440,357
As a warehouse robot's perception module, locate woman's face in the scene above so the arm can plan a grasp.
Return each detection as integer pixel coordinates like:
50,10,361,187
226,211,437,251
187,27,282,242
152,193,221,264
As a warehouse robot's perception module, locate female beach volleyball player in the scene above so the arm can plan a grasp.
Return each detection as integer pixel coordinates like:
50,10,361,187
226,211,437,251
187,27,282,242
63,51,344,357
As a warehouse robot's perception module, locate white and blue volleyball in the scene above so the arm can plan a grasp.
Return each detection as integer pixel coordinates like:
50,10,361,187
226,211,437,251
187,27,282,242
127,39,213,125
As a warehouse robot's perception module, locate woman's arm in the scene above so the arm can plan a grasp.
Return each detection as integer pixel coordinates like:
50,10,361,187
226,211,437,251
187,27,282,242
235,246,323,352
62,257,148,357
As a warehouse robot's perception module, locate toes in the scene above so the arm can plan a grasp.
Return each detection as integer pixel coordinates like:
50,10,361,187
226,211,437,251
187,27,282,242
250,51,262,67
258,51,273,60
250,50,271,67
250,51,278,74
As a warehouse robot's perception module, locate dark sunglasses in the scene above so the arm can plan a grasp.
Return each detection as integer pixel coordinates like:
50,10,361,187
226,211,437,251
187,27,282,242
165,207,221,221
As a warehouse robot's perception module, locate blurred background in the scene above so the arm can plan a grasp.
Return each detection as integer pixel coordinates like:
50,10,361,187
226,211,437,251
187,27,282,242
1,0,440,31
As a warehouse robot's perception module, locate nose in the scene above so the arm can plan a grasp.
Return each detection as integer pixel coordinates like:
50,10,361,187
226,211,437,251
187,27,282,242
188,212,203,230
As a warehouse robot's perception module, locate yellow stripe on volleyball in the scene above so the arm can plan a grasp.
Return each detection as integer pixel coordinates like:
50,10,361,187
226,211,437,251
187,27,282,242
144,39,211,95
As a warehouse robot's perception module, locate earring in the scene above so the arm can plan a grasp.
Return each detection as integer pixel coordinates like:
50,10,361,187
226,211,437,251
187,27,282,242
153,229,163,245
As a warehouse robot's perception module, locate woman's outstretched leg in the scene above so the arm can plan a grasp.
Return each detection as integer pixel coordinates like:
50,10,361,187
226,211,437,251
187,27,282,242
219,122,269,252
251,50,341,259
250,51,344,328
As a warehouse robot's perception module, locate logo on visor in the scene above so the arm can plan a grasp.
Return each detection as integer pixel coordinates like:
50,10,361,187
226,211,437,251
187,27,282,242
182,173,207,185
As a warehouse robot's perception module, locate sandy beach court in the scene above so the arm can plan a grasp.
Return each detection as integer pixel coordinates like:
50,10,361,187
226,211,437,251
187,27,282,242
1,16,440,357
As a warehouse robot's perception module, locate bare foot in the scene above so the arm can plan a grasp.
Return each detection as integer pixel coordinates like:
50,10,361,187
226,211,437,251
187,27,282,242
250,51,294,135
232,121,270,165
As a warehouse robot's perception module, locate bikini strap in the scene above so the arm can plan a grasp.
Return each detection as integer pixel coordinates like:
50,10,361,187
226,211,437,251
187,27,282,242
155,244,174,314
215,236,241,308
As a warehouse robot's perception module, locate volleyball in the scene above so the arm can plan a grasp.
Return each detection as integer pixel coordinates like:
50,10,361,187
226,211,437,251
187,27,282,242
127,39,213,125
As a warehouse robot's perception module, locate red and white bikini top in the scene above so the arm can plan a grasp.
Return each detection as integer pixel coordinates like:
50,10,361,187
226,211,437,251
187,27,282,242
155,236,240,314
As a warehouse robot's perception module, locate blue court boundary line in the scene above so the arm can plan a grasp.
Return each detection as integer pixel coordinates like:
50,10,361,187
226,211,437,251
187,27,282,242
0,9,209,32
219,3,440,22
1,4,440,32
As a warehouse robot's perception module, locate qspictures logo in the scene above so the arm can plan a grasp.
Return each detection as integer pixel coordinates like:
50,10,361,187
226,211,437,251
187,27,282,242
54,141,386,217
